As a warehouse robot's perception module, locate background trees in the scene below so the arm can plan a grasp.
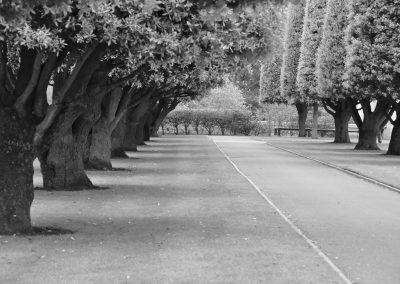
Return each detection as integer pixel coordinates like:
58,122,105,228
296,0,327,138
280,1,307,137
316,0,353,143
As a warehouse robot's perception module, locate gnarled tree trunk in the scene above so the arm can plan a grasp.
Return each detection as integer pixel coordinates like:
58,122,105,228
38,104,94,190
352,98,393,150
0,109,35,234
111,114,128,157
123,97,153,151
150,98,179,137
387,102,400,155
295,101,308,137
87,87,127,169
323,98,352,143
38,60,109,190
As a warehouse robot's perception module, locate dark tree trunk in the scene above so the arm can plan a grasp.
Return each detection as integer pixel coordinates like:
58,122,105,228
136,121,146,145
0,109,35,234
150,99,179,137
388,119,400,155
39,132,93,190
354,98,392,150
111,114,129,158
144,122,151,142
355,119,380,150
295,101,308,137
312,103,318,139
333,100,352,143
123,101,151,151
87,120,112,169
123,114,139,152
87,88,126,168
387,103,400,155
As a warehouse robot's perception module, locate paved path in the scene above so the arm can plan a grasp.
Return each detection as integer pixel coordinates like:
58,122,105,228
212,136,400,284
1,136,343,284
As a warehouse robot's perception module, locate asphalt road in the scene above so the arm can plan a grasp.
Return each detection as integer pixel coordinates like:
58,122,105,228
211,136,400,284
2,135,344,284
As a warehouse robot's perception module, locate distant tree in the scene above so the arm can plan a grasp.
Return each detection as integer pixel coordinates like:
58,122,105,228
297,0,327,138
200,110,218,135
260,54,286,104
316,0,353,143
196,81,247,111
280,1,308,137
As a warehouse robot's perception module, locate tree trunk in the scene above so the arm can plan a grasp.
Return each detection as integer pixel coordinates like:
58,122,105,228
354,98,392,150
312,103,318,139
333,100,352,143
295,101,308,137
355,119,380,150
111,114,129,158
123,103,149,151
136,121,146,145
387,103,400,155
87,120,112,170
387,119,400,155
0,109,35,234
144,121,150,142
39,132,93,190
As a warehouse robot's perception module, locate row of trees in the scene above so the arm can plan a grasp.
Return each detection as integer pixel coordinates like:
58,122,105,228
166,108,256,136
0,1,275,234
260,0,400,153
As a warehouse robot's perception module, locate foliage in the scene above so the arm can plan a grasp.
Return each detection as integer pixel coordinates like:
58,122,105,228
259,53,286,104
315,0,350,99
280,1,305,103
296,0,327,102
186,80,248,111
166,108,257,136
343,0,400,100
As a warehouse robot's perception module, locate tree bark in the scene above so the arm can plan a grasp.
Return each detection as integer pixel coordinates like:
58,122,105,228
38,104,94,190
333,100,352,143
0,108,35,234
387,103,400,155
312,102,318,139
37,63,109,190
123,98,153,150
295,101,308,137
323,99,353,143
355,119,380,150
87,119,113,169
354,98,392,150
87,88,125,169
111,113,129,158
150,99,178,137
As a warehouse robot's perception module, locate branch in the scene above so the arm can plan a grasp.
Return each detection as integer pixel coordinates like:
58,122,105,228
6,66,16,93
33,52,59,117
33,42,102,146
346,97,362,127
385,106,396,125
110,87,138,131
13,52,44,118
321,100,336,116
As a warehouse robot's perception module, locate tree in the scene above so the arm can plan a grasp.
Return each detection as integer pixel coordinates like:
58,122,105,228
280,0,308,137
260,53,286,105
316,0,353,143
296,0,327,139
344,0,397,150
0,0,275,234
